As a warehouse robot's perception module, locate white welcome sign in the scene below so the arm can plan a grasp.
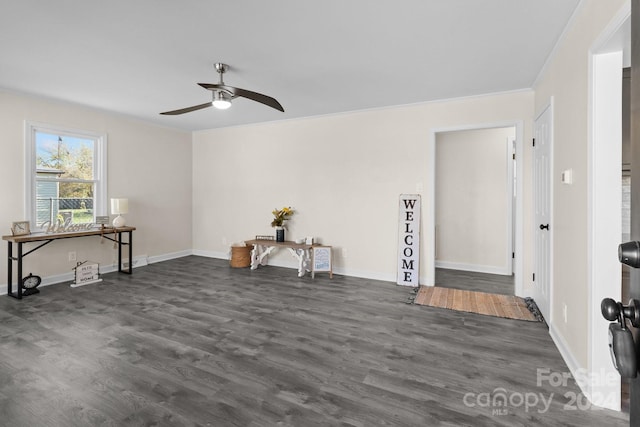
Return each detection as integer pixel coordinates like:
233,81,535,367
397,194,421,287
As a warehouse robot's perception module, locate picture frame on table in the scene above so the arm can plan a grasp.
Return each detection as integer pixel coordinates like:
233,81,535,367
11,221,30,236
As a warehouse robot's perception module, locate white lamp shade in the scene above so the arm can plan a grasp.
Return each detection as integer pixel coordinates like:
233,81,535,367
212,91,232,109
212,99,231,109
111,198,129,215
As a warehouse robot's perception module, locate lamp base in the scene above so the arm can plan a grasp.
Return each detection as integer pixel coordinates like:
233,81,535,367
113,215,126,228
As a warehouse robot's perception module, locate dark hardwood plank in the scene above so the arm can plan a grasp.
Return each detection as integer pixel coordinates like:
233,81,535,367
436,268,515,295
0,256,627,426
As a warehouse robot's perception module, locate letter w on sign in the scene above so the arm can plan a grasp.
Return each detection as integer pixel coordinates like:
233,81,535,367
397,194,421,286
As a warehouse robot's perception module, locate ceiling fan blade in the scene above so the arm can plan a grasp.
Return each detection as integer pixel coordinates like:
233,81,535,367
198,83,284,112
160,102,212,115
198,83,233,96
234,87,285,112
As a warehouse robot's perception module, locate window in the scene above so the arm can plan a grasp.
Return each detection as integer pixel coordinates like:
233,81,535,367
25,122,107,230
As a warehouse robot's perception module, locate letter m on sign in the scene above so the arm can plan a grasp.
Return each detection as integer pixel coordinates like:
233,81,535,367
397,194,421,287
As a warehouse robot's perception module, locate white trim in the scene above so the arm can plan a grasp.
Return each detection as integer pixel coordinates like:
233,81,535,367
24,122,35,219
0,253,157,296
587,50,623,412
585,2,630,411
506,136,515,275
192,250,397,282
549,322,588,398
435,261,511,276
428,121,524,297
148,249,193,264
191,249,229,259
193,89,534,133
24,121,108,229
514,122,524,297
589,1,631,53
331,267,395,282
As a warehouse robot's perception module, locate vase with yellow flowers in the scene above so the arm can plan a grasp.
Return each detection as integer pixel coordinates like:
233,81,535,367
271,206,294,242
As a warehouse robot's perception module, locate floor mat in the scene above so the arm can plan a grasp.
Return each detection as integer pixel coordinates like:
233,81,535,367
412,286,540,322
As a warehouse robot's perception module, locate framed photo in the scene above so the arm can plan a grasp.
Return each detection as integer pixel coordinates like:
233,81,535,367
11,221,30,236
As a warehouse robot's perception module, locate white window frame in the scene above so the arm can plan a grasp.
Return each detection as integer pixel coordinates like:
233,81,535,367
25,121,107,230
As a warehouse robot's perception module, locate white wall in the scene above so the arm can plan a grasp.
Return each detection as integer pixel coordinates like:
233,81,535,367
436,127,515,274
533,0,627,371
0,89,193,287
193,91,533,282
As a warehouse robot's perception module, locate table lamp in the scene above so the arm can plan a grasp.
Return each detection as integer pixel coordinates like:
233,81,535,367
111,198,129,228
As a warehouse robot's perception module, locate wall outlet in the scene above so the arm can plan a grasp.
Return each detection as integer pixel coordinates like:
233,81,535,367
563,303,568,323
222,237,227,245
68,251,76,262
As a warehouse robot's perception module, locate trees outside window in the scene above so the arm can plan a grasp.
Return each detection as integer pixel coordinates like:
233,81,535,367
25,123,107,229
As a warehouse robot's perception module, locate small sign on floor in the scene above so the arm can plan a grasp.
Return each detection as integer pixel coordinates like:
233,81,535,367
312,246,333,279
71,261,103,288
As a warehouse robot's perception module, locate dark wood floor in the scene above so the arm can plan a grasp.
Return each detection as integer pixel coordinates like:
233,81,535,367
436,268,514,295
0,257,628,426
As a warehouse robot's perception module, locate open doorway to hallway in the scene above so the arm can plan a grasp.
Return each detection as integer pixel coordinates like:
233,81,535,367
434,126,516,295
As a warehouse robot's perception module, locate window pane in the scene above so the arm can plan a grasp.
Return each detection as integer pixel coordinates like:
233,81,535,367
27,123,106,231
35,181,95,226
36,132,94,180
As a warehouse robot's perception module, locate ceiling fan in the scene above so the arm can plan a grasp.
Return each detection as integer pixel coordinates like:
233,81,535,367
160,63,284,115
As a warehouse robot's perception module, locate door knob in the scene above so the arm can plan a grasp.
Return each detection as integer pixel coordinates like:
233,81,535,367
602,298,640,327
601,298,640,378
539,224,549,230
619,241,640,268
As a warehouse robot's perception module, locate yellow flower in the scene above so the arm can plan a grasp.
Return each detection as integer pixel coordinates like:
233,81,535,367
271,206,294,227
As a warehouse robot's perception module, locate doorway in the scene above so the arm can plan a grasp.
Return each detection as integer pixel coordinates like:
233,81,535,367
429,123,523,296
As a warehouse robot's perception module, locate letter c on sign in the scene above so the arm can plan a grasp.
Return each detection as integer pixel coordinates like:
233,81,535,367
404,235,413,245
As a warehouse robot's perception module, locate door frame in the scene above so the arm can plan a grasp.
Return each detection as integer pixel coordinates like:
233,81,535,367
427,120,524,296
587,1,629,411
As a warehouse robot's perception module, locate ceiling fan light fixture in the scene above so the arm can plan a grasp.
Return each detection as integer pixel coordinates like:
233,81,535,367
159,62,284,116
212,91,231,110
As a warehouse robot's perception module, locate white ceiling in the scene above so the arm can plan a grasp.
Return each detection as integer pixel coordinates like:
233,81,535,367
0,0,581,131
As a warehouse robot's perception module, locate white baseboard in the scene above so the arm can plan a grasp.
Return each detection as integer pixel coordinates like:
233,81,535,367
435,260,511,276
548,323,590,403
0,252,188,296
549,322,621,411
192,249,228,259
193,250,398,283
333,267,395,283
0,249,497,293
548,322,583,385
148,249,193,265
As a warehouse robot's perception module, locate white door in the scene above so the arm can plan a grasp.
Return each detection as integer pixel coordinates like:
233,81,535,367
533,104,552,321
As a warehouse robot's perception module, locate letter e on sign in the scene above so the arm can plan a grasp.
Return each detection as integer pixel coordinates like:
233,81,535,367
397,194,421,286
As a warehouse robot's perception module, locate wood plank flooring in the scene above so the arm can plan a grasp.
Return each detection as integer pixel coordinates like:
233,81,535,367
0,257,628,426
436,268,515,295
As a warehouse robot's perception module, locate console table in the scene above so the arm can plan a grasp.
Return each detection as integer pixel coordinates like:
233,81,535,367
3,226,135,299
244,239,316,277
